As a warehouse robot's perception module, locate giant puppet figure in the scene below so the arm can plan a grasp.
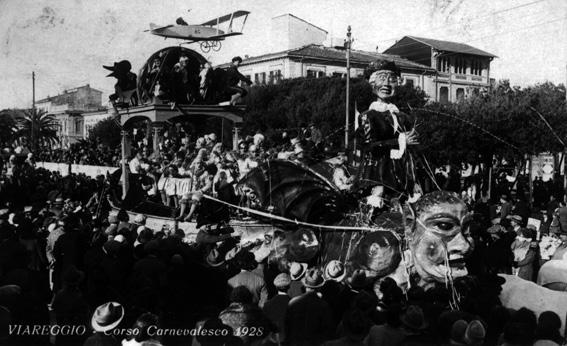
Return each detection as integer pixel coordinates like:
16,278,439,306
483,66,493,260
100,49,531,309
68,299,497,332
356,60,418,193
405,191,474,288
236,159,475,289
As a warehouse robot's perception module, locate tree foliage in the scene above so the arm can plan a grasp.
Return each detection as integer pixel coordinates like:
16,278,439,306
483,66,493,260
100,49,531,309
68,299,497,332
17,108,59,151
243,77,567,167
88,117,121,148
243,76,428,146
415,81,567,166
0,109,20,147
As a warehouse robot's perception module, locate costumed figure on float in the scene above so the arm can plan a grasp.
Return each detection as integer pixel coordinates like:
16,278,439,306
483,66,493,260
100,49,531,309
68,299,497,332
355,60,419,198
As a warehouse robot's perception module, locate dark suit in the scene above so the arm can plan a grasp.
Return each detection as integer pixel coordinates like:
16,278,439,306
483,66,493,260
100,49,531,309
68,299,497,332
285,291,334,346
83,332,120,346
263,293,290,335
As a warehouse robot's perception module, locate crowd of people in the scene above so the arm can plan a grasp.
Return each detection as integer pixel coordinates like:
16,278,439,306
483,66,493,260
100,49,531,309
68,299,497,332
1,161,567,345
4,122,567,345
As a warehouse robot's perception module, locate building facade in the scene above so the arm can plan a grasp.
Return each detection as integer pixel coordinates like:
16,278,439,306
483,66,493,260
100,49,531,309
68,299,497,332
218,15,496,104
383,36,496,104
217,44,437,92
36,84,105,147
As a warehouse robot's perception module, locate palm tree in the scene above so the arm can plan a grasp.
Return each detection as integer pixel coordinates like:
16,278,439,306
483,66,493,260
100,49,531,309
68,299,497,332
17,108,59,152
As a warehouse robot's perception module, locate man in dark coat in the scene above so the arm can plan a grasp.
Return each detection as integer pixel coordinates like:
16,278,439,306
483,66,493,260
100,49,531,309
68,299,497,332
227,251,268,308
263,273,291,341
285,268,334,345
223,56,252,105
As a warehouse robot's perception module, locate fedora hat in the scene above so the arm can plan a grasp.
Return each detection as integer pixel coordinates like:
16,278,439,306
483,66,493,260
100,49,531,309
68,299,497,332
302,268,325,289
324,260,346,282
91,302,124,332
507,215,522,223
206,248,225,267
464,320,486,345
400,305,428,331
289,262,308,281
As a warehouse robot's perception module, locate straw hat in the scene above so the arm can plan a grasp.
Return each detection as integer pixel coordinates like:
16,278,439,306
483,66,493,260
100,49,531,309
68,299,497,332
289,262,308,281
324,260,347,282
91,302,124,332
302,268,325,289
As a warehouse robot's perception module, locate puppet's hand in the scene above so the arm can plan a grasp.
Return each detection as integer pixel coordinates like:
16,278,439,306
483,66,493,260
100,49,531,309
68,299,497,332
405,129,419,145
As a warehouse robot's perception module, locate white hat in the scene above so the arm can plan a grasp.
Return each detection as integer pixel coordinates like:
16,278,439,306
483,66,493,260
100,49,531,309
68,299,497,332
91,302,124,332
114,235,126,243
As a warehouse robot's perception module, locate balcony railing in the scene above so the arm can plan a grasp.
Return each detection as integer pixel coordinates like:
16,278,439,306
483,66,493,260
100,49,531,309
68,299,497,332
436,72,488,84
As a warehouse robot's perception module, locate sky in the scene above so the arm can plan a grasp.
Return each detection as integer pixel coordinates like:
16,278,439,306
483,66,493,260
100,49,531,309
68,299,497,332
0,0,566,110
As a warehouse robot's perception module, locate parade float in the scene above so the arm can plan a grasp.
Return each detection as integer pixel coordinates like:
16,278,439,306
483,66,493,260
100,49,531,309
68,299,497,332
92,12,567,331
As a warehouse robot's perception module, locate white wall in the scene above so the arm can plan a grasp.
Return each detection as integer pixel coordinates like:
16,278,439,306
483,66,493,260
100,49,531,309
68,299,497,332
270,14,327,51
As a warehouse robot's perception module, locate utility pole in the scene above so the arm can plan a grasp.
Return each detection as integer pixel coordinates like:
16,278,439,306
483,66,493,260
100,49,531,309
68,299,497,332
32,71,35,152
345,26,352,151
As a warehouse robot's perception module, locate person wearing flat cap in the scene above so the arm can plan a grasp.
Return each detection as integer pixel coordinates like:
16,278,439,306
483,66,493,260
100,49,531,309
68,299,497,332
263,273,291,342
285,268,334,345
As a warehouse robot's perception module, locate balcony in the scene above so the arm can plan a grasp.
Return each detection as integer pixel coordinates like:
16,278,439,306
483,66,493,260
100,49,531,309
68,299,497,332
436,72,488,85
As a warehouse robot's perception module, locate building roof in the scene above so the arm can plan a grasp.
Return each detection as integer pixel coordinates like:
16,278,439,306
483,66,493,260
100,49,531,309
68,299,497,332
37,84,102,103
217,44,435,72
403,36,497,58
272,13,328,34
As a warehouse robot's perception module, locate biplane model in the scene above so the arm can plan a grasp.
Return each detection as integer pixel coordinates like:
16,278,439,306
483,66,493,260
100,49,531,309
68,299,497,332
146,10,250,53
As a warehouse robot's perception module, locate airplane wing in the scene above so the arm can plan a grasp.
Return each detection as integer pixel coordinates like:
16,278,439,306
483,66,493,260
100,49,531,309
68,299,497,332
149,23,174,31
200,10,250,26
206,32,243,40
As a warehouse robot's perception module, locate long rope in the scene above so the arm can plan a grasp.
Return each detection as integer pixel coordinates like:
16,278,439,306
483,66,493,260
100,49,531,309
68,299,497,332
202,194,379,232
413,107,522,152
529,106,566,147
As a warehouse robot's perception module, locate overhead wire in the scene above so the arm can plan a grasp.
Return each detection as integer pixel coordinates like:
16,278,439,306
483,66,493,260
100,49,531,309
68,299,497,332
370,0,549,45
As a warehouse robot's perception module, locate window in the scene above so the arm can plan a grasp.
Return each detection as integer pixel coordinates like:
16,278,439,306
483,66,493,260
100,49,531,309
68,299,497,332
405,79,415,87
260,72,266,84
471,60,482,76
456,88,465,101
317,71,325,78
307,70,317,78
269,71,274,85
439,87,449,104
332,72,343,78
268,70,282,84
455,57,466,75
254,73,259,84
437,57,449,72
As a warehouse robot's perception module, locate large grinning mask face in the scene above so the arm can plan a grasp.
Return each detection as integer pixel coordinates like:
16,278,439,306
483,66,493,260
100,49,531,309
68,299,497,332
407,192,474,287
370,71,399,100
